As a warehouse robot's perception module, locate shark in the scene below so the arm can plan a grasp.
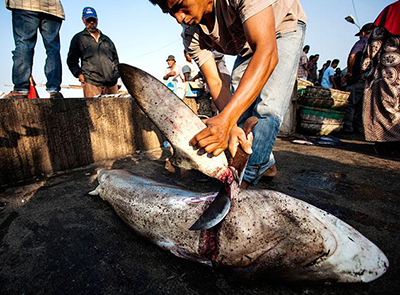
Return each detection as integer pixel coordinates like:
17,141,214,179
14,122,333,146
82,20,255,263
89,64,388,283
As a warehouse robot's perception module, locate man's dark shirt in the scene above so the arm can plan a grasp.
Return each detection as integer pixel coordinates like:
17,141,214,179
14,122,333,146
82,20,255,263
348,37,368,85
67,29,119,87
307,60,317,82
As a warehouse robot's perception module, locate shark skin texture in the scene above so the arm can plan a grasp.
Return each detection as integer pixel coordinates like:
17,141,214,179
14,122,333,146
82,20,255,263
94,64,389,283
91,169,388,283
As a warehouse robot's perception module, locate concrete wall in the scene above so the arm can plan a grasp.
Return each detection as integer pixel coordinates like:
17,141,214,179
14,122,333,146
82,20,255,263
0,97,166,186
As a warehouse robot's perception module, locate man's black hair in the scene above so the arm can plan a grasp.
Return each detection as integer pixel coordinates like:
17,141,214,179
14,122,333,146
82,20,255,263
332,59,340,64
303,45,310,51
149,0,158,4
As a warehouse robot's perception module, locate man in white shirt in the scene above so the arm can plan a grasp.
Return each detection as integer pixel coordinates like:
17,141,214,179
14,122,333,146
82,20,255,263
163,55,184,82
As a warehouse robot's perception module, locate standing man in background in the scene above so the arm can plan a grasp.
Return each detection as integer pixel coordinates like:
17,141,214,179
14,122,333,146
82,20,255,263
297,45,310,80
163,55,184,82
67,7,120,98
342,23,374,133
321,59,339,89
307,54,319,83
317,60,331,86
5,0,65,98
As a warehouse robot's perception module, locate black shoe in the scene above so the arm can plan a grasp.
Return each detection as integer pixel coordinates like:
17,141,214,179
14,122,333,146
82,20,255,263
50,92,64,99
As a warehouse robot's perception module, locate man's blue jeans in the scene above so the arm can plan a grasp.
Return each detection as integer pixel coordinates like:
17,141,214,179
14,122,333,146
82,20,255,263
11,9,62,93
232,22,306,184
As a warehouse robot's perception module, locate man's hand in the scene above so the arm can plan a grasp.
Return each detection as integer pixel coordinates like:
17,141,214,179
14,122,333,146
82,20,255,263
79,73,85,83
189,114,254,158
190,113,234,157
229,116,258,156
228,125,253,157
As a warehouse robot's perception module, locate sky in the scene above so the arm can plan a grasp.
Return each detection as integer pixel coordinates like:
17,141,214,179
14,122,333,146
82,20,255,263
0,0,395,97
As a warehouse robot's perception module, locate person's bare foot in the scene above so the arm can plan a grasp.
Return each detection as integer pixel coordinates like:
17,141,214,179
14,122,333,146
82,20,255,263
240,180,250,189
240,165,277,188
263,164,277,178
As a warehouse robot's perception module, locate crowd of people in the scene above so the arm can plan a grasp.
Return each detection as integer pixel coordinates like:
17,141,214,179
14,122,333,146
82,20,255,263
297,1,399,157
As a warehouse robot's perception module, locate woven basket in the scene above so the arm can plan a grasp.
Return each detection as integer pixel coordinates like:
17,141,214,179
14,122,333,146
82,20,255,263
300,121,343,135
297,78,314,89
297,78,314,97
299,106,345,135
299,86,350,110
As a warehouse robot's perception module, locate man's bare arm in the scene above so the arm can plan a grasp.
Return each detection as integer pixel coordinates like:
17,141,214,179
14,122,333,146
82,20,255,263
347,53,356,76
329,75,336,89
200,57,232,111
190,6,278,156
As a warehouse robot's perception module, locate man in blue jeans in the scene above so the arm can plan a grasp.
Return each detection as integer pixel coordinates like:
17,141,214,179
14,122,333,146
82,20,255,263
149,0,306,187
5,0,65,98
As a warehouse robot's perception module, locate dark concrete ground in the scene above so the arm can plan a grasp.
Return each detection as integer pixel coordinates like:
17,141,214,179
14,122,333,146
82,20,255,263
0,134,399,295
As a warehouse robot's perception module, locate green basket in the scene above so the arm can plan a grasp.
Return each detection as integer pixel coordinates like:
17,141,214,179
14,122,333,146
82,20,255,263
299,86,350,110
299,106,345,135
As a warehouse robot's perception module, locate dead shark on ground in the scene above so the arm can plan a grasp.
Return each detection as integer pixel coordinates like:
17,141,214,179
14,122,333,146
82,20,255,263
89,64,388,283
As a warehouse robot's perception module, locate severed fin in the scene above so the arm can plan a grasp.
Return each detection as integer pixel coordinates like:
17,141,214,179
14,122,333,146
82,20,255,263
189,186,230,230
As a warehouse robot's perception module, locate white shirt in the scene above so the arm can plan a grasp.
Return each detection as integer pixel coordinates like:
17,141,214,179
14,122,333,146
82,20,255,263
165,65,184,82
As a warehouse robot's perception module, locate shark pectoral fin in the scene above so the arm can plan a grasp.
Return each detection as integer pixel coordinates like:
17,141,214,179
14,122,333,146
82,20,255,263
189,187,231,230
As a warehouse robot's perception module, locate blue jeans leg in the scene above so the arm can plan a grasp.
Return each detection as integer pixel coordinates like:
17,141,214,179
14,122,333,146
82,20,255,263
232,22,306,184
40,15,62,92
11,10,40,92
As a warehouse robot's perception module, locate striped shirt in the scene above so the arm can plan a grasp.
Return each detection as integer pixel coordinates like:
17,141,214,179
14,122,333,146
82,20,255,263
5,0,65,19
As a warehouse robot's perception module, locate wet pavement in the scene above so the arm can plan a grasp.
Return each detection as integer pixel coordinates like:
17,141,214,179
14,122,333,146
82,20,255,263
0,136,399,295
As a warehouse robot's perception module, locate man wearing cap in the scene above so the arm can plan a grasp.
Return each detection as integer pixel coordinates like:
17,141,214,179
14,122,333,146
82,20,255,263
67,7,120,98
5,0,65,98
343,23,374,133
163,55,184,82
149,0,306,188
